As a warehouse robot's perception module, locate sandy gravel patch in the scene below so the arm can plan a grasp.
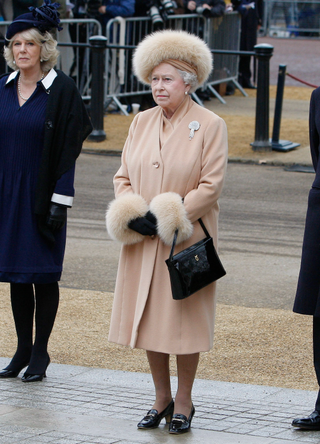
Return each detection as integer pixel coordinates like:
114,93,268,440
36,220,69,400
0,284,316,392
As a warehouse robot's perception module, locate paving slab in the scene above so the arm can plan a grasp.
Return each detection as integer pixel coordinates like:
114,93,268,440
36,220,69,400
0,358,319,444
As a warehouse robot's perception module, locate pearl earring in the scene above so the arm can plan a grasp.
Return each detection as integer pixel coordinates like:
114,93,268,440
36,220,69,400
13,60,16,64
40,59,43,62
185,91,188,95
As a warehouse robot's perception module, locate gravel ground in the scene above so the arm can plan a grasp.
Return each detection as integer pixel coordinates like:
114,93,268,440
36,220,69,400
0,279,316,391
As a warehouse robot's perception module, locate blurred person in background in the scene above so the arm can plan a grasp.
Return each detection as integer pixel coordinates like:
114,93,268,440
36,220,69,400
184,0,225,18
13,0,38,18
98,0,135,31
231,0,262,89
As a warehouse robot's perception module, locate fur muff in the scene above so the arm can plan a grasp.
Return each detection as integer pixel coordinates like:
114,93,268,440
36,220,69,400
133,30,213,90
106,193,149,244
150,192,193,245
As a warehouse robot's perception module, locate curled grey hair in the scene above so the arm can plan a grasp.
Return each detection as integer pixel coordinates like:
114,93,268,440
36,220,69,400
4,28,60,72
177,70,198,93
148,67,198,93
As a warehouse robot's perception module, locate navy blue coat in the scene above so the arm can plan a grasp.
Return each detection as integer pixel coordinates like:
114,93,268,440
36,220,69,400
294,87,320,316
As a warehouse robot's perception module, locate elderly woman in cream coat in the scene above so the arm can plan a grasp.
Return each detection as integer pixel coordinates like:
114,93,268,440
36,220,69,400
106,30,228,434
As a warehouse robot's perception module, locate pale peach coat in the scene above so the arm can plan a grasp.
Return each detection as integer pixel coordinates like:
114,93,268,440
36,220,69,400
108,96,228,354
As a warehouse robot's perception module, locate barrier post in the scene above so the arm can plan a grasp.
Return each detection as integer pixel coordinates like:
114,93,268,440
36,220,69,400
271,64,300,151
251,43,273,151
88,35,107,142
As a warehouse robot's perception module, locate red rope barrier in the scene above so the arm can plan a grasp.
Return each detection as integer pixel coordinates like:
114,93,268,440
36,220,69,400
286,72,319,89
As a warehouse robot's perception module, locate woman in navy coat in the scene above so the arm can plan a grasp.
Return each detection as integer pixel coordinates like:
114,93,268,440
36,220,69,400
0,1,92,382
292,87,320,429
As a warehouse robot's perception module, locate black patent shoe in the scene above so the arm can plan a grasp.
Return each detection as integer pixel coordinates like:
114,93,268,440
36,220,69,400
137,400,174,429
21,356,50,383
169,404,195,434
0,360,29,378
292,410,320,430
21,372,47,383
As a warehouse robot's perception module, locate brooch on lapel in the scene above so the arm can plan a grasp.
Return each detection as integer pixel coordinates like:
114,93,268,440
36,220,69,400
188,121,200,140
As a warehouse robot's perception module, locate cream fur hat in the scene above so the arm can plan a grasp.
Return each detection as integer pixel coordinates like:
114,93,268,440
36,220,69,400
133,30,213,89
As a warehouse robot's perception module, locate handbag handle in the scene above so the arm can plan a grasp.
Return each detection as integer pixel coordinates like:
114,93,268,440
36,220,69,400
168,218,210,261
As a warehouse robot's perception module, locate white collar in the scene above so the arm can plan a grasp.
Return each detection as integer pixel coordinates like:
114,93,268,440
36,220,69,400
42,68,57,89
6,70,18,84
6,68,58,90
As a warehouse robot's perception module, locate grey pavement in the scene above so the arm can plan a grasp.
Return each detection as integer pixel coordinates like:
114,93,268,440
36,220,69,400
0,37,319,444
0,357,319,444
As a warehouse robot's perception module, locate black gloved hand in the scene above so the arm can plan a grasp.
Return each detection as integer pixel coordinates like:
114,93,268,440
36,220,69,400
128,211,157,236
145,210,157,226
46,203,67,232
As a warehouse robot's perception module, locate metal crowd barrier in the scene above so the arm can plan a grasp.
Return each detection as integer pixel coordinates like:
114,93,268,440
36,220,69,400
0,18,102,98
263,0,320,37
56,18,102,97
205,12,246,105
0,13,243,111
104,12,243,114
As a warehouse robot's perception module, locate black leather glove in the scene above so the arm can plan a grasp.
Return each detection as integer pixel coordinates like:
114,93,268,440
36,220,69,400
46,203,67,231
128,211,157,236
145,210,157,226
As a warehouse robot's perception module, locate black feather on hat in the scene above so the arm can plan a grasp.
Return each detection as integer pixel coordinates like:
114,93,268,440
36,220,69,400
5,0,62,46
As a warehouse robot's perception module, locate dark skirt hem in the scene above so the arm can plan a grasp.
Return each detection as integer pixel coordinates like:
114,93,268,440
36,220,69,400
0,271,61,284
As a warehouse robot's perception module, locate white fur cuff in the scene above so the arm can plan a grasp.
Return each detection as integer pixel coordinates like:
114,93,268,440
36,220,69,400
150,192,193,245
106,193,148,244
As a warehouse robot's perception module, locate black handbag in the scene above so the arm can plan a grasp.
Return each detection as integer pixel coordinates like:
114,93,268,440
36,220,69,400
165,218,226,300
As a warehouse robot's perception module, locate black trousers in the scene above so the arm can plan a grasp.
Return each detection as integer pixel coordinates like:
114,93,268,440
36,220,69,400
314,317,320,410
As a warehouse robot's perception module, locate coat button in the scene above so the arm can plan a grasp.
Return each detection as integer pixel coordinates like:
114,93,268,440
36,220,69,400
153,162,160,168
46,120,53,129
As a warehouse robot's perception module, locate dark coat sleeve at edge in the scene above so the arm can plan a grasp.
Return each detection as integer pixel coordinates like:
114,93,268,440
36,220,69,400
35,70,92,243
310,88,319,173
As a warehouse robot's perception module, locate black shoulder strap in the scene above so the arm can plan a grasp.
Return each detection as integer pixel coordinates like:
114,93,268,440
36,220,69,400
198,218,210,238
168,218,210,260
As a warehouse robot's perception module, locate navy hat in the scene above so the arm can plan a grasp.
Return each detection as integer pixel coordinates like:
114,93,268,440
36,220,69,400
5,0,62,46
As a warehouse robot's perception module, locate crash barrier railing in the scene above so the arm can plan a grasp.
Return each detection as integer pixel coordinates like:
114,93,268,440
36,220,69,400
56,18,102,97
262,0,320,38
0,18,102,97
0,13,243,110
205,11,246,105
91,40,274,149
0,19,273,148
105,12,243,114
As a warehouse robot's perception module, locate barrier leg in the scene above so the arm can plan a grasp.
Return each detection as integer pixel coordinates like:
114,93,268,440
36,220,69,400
113,96,129,116
207,84,227,105
191,92,204,107
231,79,248,97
